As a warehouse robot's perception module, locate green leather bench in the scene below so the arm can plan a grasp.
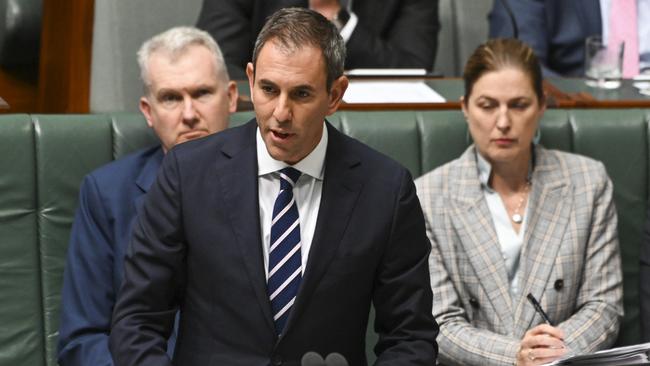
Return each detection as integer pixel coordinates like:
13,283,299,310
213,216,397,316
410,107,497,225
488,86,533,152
1,109,648,366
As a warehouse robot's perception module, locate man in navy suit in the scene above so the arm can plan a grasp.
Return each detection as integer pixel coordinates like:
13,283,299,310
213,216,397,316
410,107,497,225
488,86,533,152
109,8,438,366
57,26,238,366
489,0,601,77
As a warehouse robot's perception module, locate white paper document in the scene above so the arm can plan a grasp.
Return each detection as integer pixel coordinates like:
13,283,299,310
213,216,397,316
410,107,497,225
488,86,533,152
542,342,650,365
342,81,446,104
345,68,427,76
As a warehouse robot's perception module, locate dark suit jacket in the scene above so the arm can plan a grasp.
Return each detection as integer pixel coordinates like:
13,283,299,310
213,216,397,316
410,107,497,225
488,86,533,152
109,120,438,366
58,146,177,365
489,0,601,77
196,0,440,79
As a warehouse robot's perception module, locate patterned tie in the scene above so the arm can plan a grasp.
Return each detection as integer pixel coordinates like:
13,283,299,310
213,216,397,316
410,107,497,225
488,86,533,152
609,0,639,77
267,167,302,334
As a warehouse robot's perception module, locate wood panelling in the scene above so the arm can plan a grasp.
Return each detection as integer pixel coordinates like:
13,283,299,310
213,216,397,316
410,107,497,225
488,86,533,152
37,0,94,113
0,69,38,112
0,0,94,113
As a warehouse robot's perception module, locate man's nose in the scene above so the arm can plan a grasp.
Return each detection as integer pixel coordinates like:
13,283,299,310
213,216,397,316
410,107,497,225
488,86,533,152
272,94,292,123
182,97,199,125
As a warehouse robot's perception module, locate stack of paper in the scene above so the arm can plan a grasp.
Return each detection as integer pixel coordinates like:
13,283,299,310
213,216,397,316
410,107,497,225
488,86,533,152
542,342,650,365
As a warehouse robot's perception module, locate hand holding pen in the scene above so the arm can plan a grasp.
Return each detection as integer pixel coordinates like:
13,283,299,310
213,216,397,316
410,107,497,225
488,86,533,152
515,293,567,365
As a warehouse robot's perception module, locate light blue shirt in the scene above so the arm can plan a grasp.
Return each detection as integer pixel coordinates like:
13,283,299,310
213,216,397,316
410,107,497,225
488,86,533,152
600,0,650,72
476,152,531,297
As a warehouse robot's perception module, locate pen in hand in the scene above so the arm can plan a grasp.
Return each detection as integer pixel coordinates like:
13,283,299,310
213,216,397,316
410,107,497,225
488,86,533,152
527,293,554,326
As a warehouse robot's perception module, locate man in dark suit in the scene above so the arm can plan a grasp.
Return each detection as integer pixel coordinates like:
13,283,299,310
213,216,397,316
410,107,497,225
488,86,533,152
196,0,440,79
57,27,238,366
489,0,601,77
110,8,438,366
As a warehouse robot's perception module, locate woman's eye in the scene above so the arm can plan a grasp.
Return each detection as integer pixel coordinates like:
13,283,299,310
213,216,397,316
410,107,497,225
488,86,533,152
510,102,530,110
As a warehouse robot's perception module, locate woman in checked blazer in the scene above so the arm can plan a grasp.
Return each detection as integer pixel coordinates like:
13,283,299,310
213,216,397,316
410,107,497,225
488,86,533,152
415,39,623,366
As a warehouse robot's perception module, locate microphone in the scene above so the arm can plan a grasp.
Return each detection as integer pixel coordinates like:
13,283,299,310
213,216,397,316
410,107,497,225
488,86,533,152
324,353,349,366
498,0,519,39
301,351,326,366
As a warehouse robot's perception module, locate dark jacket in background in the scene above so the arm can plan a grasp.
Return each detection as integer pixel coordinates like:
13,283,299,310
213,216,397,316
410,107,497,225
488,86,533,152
489,0,601,77
196,0,440,79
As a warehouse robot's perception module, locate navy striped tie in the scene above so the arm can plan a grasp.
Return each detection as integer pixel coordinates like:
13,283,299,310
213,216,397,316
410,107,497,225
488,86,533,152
268,167,302,334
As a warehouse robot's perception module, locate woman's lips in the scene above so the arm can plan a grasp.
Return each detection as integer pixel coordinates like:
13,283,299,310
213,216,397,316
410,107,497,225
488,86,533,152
493,138,515,146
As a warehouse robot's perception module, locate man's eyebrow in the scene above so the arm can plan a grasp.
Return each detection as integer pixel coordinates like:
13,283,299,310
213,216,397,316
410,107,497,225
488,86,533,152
258,79,278,87
155,88,179,97
292,84,316,92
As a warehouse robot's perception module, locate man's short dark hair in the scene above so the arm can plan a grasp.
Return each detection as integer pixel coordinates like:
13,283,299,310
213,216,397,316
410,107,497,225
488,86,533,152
252,7,346,91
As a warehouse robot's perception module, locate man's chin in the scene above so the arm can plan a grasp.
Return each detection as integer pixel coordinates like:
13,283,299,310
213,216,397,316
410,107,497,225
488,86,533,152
265,145,296,165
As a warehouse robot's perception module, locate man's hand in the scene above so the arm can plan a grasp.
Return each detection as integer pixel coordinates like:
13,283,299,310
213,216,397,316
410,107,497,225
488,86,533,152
309,0,341,20
516,324,568,365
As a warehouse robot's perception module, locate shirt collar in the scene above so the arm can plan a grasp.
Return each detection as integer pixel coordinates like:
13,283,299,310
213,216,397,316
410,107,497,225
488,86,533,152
256,122,328,180
475,147,535,192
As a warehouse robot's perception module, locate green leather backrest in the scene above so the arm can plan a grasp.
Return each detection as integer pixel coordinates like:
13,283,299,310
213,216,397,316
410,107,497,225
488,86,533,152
0,110,648,366
0,114,43,366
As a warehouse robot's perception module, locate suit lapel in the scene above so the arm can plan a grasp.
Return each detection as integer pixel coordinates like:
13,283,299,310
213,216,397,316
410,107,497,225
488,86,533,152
283,123,362,334
449,148,515,330
216,121,275,332
513,147,571,335
134,147,163,214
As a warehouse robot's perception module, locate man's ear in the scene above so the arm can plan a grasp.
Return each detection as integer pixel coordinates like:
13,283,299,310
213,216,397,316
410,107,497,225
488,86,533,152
246,62,255,103
139,96,154,128
326,75,349,115
226,81,239,113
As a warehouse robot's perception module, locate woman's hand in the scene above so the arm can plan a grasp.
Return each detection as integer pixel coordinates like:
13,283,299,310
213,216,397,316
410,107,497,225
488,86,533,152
516,324,568,365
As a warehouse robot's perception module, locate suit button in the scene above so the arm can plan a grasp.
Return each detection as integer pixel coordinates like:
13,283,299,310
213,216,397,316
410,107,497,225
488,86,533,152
469,297,479,309
271,355,282,366
554,279,564,291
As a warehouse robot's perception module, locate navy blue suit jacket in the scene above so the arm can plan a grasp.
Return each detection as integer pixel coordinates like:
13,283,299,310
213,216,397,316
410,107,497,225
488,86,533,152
489,0,602,77
109,120,438,366
57,146,176,365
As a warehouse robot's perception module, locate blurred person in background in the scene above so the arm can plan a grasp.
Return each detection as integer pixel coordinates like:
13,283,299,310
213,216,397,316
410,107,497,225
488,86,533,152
196,0,440,79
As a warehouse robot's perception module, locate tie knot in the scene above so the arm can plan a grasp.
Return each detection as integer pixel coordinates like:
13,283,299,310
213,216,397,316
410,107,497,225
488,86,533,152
278,167,301,189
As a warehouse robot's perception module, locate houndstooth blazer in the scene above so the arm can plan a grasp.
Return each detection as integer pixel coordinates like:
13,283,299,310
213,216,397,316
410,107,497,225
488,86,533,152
415,145,623,366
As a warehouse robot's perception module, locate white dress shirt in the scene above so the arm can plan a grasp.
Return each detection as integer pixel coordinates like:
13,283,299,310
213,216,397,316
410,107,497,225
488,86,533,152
257,125,328,277
476,152,530,297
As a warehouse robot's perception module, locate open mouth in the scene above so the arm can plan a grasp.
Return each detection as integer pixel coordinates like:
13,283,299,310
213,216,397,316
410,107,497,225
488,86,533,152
272,130,293,140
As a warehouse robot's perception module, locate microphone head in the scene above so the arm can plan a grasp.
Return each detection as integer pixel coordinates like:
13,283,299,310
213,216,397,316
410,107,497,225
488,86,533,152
301,351,325,366
325,353,349,366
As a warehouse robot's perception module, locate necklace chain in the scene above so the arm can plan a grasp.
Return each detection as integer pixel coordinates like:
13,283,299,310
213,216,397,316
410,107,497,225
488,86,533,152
511,181,531,224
